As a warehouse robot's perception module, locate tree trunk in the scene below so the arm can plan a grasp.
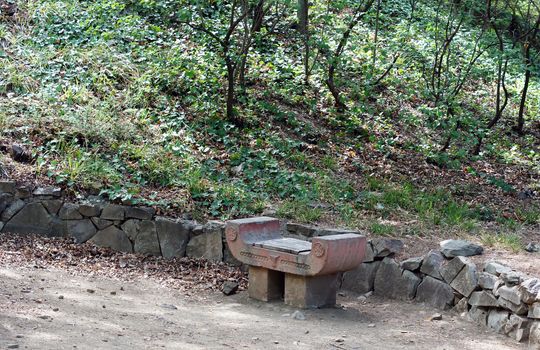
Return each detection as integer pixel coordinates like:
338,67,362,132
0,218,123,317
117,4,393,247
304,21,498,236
252,0,265,32
326,65,346,111
226,63,237,124
516,48,531,135
297,0,308,33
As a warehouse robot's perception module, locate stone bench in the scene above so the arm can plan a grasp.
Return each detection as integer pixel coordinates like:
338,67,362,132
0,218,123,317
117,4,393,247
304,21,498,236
225,217,367,308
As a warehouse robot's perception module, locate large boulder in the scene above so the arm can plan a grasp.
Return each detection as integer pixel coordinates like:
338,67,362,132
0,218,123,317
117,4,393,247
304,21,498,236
468,306,489,326
530,303,540,319
121,219,161,256
0,193,13,214
415,276,454,310
90,226,132,252
400,256,423,272
484,261,512,276
342,261,381,294
59,203,83,220
126,206,155,220
487,309,510,334
2,202,52,235
531,322,540,350
440,256,467,284
519,278,540,304
134,220,161,256
100,204,126,221
450,258,478,297
186,229,223,261
1,199,24,222
374,257,420,300
156,217,191,258
468,291,498,307
440,239,483,258
68,219,97,243
41,199,63,215
420,250,445,280
371,238,404,258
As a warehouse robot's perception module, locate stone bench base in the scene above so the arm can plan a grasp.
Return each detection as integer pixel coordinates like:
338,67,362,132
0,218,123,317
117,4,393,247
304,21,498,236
248,266,339,308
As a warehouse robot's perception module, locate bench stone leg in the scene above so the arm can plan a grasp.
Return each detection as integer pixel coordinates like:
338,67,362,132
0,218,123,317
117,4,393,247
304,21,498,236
284,273,339,308
248,266,284,301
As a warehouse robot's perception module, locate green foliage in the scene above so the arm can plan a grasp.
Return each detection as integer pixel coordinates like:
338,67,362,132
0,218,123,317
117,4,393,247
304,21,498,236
0,0,538,228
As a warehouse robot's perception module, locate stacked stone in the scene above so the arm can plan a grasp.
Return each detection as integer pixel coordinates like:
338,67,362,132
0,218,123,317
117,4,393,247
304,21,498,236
341,238,540,347
0,180,231,263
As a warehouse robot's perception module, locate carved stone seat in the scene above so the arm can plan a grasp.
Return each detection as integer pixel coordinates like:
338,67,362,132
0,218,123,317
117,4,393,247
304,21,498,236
226,217,367,308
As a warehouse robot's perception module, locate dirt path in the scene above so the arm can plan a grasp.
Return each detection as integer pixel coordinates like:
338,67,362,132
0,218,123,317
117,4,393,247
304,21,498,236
0,264,525,350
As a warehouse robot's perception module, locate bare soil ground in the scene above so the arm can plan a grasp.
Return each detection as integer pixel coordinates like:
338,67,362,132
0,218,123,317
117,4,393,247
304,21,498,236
0,239,528,350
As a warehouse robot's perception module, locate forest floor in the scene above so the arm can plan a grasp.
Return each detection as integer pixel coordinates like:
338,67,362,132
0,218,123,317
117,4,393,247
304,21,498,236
0,235,530,350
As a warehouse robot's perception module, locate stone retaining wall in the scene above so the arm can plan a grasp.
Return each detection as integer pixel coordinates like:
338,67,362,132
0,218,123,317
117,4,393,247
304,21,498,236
1,180,539,347
0,181,236,264
341,239,540,348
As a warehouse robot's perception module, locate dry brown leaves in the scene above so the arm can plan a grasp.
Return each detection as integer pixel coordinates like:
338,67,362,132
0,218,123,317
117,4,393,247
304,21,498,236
0,233,248,295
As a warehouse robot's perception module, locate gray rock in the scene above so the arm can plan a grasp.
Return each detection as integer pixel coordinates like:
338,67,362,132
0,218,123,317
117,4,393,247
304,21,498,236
478,272,497,290
440,239,483,258
1,199,24,222
440,256,467,284
363,242,375,262
222,281,239,296
59,203,83,220
487,309,510,333
0,192,13,214
342,261,381,294
420,250,445,280
50,217,68,237
100,204,126,221
41,200,63,215
468,306,489,326
15,185,32,199
415,276,454,310
186,230,223,261
468,291,498,307
519,278,540,304
453,297,469,314
68,219,97,243
531,322,540,349
78,204,101,217
90,217,113,230
498,296,528,315
529,303,540,319
526,243,540,253
484,261,512,276
134,220,161,256
0,181,16,194
400,256,423,271
450,259,478,297
374,257,420,301
0,221,4,232
156,217,191,258
126,206,155,220
121,219,141,241
90,226,132,252
501,271,522,286
498,285,522,305
505,314,531,342
371,238,404,258
33,187,62,197
2,202,52,235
